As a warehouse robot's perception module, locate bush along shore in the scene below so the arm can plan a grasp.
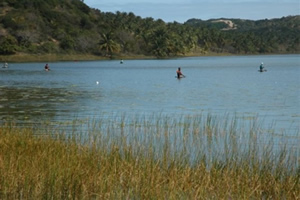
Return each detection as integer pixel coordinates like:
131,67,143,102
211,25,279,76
0,114,299,199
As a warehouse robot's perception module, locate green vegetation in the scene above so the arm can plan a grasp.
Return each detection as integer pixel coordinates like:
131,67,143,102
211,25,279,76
0,114,299,199
0,0,299,62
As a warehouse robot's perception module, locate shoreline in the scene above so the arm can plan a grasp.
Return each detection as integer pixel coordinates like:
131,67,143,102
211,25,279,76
0,52,298,63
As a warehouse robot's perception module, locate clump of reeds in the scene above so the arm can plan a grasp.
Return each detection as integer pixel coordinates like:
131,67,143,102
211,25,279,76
0,114,299,199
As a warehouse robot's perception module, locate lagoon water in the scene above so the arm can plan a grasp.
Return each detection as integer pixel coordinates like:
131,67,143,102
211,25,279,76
0,55,299,138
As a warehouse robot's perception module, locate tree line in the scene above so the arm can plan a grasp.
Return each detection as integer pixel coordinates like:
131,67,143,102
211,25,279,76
0,0,299,58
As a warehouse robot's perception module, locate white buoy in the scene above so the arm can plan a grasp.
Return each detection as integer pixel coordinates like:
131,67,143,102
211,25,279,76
96,81,99,85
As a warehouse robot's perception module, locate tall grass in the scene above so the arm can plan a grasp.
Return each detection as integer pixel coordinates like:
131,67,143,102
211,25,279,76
0,114,299,199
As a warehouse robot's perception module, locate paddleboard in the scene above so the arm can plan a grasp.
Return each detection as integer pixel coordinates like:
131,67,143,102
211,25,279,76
258,69,267,72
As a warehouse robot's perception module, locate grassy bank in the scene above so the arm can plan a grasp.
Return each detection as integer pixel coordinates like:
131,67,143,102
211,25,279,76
0,53,107,63
0,53,156,63
0,51,235,63
1,52,296,63
0,115,299,199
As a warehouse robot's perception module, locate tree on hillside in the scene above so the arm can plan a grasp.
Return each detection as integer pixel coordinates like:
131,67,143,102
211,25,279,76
0,0,299,57
0,35,18,54
98,32,120,57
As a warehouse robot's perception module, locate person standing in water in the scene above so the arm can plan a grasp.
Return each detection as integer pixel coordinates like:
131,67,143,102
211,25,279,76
176,67,185,78
2,62,8,68
44,63,50,71
259,62,264,72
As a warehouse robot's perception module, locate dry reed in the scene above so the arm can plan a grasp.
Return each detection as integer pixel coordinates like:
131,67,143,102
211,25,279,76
0,114,299,199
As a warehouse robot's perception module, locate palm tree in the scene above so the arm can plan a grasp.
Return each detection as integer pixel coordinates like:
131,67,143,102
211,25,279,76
149,27,171,57
98,32,120,57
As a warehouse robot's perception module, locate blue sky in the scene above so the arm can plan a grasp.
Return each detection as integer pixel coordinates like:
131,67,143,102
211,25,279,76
84,0,299,23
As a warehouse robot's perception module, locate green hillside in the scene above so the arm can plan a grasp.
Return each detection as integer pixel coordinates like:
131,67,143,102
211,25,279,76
0,0,299,61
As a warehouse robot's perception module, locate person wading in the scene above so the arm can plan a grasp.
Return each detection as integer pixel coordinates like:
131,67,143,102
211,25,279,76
176,67,185,78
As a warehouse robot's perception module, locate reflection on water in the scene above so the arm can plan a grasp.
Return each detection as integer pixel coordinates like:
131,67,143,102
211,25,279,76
0,86,85,123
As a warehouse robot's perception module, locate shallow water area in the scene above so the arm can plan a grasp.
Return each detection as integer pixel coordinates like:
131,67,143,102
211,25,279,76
0,55,299,145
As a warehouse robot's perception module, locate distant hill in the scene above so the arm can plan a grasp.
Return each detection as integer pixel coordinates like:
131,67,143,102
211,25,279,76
0,0,299,59
186,16,300,32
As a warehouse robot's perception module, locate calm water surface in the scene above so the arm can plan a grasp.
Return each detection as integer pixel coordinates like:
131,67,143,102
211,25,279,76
0,55,299,137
